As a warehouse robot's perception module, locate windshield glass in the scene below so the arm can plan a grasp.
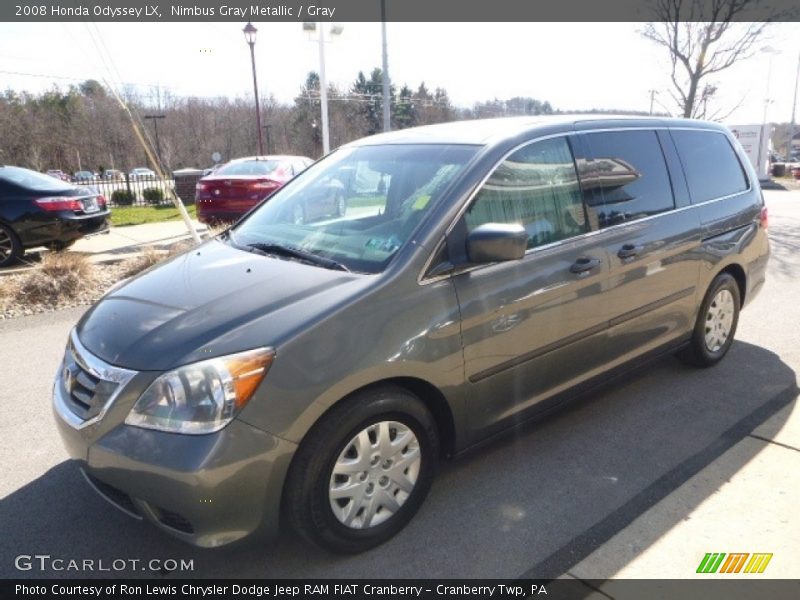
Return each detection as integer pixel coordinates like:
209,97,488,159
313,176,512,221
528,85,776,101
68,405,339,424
0,166,73,191
231,144,479,274
215,160,280,176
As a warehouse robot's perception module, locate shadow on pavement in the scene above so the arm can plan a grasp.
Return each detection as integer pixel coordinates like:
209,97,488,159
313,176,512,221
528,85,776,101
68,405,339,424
0,341,795,579
766,218,800,280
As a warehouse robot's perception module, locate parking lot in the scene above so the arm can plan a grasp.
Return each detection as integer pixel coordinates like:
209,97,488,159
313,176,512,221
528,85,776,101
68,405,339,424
0,190,797,581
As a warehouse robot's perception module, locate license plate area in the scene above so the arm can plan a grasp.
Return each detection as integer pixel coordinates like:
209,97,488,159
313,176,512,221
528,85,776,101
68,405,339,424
81,197,99,213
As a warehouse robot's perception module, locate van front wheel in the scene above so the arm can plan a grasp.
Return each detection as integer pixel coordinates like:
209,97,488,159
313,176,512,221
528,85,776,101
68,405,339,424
284,386,439,553
678,272,741,367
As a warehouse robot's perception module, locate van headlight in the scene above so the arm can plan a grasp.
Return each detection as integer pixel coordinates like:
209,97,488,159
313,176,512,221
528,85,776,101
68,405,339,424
125,348,275,434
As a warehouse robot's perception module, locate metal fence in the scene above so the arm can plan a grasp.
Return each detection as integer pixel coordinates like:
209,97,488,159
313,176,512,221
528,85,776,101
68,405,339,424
72,174,180,207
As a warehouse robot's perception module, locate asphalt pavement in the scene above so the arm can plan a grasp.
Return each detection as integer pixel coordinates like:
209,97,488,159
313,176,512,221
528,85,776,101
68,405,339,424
0,191,797,581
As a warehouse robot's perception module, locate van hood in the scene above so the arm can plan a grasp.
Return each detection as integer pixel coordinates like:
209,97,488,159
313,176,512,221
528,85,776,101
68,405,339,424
76,239,370,371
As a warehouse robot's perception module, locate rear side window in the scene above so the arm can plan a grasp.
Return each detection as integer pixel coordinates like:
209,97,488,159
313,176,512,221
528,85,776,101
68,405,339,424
465,137,587,249
671,130,748,203
583,130,675,228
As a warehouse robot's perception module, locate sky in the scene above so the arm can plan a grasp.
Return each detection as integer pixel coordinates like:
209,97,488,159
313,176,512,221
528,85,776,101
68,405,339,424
1,21,799,125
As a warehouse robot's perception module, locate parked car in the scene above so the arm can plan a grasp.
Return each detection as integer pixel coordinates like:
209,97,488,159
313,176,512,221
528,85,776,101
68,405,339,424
0,166,110,267
72,170,97,182
129,167,156,180
103,169,125,181
195,155,312,224
53,116,769,553
46,169,71,182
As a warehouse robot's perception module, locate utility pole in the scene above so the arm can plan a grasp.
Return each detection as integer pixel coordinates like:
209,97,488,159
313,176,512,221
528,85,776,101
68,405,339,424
381,0,391,132
144,114,165,169
648,90,658,115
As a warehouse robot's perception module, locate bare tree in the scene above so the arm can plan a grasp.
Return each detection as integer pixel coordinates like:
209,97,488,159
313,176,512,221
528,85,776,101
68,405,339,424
643,0,778,120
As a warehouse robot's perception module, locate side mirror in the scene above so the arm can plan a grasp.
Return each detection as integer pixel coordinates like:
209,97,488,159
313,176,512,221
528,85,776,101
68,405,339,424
466,223,529,263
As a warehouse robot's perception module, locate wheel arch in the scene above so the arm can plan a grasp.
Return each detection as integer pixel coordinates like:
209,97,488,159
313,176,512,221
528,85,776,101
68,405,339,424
293,376,458,461
718,263,747,305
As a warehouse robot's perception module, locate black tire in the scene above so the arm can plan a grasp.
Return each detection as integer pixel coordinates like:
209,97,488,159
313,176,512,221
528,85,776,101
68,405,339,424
678,272,741,367
0,224,22,268
284,385,439,553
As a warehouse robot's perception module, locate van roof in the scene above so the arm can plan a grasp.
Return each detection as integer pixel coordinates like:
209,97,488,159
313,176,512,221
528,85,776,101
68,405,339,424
349,114,729,147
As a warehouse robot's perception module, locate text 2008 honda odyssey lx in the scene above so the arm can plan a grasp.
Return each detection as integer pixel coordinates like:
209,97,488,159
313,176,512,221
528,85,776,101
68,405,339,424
53,116,769,553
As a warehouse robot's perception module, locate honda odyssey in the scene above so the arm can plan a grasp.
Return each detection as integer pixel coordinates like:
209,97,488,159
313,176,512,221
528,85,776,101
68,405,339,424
53,116,769,553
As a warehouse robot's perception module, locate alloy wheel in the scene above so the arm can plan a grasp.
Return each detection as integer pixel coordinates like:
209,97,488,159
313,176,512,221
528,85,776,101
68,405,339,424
0,229,11,260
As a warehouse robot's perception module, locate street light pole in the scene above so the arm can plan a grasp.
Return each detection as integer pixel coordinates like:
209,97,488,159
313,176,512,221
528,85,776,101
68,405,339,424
144,114,165,168
304,22,342,156
243,22,265,156
381,0,391,132
761,46,780,126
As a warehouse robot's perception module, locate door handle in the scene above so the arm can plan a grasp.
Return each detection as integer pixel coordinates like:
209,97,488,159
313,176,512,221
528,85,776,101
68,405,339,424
617,244,641,260
570,256,602,274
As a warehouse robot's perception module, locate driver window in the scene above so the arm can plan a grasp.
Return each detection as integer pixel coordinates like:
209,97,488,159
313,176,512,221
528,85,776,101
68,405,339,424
465,137,587,249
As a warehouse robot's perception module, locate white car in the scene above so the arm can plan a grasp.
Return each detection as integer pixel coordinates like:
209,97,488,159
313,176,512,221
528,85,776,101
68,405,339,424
128,168,156,180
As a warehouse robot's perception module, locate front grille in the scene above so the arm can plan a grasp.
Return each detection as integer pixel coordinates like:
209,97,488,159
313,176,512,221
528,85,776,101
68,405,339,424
61,357,119,420
56,332,135,426
83,471,142,518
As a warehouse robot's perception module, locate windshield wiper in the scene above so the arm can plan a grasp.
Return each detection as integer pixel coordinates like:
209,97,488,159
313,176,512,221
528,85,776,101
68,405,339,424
245,242,350,272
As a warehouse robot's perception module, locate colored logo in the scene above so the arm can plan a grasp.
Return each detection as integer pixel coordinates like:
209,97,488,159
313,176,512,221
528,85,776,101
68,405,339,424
696,553,773,574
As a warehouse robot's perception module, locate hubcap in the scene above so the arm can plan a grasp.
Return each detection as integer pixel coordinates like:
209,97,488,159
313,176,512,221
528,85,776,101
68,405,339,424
329,421,421,529
704,289,735,352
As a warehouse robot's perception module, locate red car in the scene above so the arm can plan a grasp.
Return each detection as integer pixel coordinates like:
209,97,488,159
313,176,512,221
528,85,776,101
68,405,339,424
195,156,312,224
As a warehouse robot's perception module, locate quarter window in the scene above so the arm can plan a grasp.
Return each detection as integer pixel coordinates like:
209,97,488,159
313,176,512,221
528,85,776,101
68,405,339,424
465,137,587,249
583,130,675,228
671,130,748,203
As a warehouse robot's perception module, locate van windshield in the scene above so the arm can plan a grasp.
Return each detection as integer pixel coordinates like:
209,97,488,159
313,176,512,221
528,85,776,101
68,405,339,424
230,144,479,273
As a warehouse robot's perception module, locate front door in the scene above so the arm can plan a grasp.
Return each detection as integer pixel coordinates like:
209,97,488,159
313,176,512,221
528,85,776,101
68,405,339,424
449,135,612,441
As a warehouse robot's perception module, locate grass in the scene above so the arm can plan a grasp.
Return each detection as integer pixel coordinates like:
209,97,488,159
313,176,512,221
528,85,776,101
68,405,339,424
110,203,197,227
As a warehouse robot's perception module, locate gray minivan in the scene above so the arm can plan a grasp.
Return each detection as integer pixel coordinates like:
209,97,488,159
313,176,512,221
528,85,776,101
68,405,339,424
53,116,769,553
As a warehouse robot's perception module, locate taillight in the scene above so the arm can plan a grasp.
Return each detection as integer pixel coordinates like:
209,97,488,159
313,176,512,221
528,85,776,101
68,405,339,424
97,195,107,208
760,206,768,230
251,179,279,190
35,197,82,211
196,182,208,191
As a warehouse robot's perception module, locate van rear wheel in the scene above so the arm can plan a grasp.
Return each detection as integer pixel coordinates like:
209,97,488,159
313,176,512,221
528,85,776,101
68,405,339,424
284,386,439,553
678,272,740,367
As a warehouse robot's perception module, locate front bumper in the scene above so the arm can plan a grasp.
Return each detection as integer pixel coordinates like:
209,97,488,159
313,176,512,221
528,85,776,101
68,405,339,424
52,336,297,548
